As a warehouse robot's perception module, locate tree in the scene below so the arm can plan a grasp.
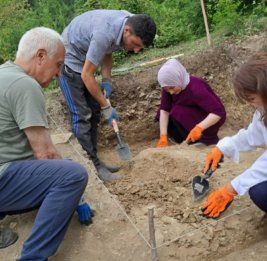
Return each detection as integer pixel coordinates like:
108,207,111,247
0,0,34,62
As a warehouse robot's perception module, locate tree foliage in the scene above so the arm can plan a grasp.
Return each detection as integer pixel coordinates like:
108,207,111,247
0,0,266,62
0,0,33,62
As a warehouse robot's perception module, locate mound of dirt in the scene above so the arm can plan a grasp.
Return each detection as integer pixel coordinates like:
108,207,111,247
107,146,201,222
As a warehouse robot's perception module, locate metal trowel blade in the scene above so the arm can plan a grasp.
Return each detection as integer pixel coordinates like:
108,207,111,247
116,143,132,161
192,175,210,201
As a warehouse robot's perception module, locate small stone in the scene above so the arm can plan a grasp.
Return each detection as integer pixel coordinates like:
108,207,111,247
9,222,17,229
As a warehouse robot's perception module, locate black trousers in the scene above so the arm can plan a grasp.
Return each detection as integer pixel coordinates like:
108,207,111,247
58,65,101,166
168,117,189,144
249,181,267,213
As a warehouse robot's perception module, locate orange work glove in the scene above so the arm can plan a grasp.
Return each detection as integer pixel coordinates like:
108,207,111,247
201,184,237,218
203,147,223,173
185,125,203,143
156,134,168,148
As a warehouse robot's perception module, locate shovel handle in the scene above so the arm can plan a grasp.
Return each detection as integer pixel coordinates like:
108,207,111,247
112,119,119,133
105,96,119,133
112,119,124,147
105,96,123,145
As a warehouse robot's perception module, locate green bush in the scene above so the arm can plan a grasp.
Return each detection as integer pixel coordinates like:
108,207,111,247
0,0,70,62
212,0,245,35
1,0,267,66
0,0,34,62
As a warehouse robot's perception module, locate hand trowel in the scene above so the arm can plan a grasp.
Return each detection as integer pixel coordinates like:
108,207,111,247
192,168,213,201
192,156,224,200
112,119,132,161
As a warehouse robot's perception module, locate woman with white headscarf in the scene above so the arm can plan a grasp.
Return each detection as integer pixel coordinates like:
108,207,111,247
156,58,226,147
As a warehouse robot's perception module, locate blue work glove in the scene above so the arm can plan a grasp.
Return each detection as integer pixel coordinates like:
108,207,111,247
101,105,119,125
76,198,94,226
100,79,112,98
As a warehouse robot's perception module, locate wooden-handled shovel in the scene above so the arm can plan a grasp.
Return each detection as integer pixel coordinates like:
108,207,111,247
111,119,132,161
105,95,132,161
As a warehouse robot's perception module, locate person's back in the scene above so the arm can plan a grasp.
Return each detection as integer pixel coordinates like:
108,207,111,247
156,58,226,147
62,9,132,73
168,75,226,144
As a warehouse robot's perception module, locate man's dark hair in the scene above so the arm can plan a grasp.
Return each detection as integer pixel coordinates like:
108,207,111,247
126,14,156,47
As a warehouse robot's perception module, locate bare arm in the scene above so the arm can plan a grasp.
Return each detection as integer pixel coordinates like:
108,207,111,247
81,59,109,108
159,109,170,135
24,126,62,159
101,53,112,80
197,113,221,130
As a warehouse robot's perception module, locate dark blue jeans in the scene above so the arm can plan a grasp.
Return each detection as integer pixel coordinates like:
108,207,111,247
0,159,88,261
249,181,267,212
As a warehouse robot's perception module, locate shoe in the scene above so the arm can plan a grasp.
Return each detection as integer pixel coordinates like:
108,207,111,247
0,228,18,249
99,160,120,173
96,166,121,182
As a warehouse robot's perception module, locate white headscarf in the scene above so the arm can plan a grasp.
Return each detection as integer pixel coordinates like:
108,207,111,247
157,58,190,90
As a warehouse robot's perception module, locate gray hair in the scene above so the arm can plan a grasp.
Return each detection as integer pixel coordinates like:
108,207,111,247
16,27,63,60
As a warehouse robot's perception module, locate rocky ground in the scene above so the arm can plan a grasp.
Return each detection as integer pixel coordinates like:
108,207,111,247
1,33,267,261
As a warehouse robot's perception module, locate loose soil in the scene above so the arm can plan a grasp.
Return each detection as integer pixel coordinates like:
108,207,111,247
1,33,267,261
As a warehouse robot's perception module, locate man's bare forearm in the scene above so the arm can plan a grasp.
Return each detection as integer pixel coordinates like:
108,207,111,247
24,126,62,159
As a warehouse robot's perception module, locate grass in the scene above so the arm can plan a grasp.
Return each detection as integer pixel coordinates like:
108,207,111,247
44,32,237,92
112,14,267,75
111,31,232,76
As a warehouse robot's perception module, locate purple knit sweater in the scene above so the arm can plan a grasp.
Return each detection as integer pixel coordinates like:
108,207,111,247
157,76,226,145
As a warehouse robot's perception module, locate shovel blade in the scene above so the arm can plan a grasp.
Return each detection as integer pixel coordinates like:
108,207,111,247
116,143,132,161
192,175,210,200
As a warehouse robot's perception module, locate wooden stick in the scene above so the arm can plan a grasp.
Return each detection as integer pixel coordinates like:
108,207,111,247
200,0,212,46
112,53,184,74
148,208,159,261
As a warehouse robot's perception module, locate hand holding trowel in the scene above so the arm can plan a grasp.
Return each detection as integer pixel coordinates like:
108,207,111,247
103,91,132,161
111,119,132,161
192,147,224,200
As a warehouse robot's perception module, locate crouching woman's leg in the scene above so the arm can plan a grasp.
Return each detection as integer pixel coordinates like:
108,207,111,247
0,159,88,261
249,181,267,213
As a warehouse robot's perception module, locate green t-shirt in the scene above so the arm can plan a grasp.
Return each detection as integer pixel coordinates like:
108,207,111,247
0,61,48,175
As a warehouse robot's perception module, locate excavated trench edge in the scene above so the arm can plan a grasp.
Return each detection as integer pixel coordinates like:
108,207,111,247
48,112,253,253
